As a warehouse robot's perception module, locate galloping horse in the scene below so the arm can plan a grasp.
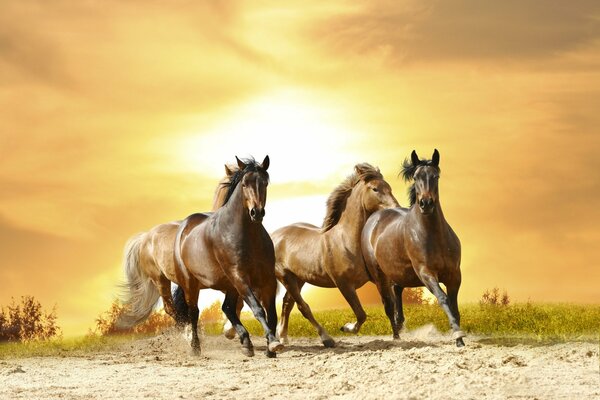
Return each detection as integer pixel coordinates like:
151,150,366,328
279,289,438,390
361,149,466,347
272,163,398,347
171,156,282,357
118,164,238,328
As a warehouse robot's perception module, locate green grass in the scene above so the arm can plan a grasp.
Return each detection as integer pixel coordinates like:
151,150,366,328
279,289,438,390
0,334,143,359
239,303,600,341
2,303,598,358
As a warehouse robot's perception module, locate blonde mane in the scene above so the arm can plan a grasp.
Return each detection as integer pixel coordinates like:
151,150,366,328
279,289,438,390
321,163,382,232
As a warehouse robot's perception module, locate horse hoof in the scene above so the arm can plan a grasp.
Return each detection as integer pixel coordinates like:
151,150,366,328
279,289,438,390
268,340,284,353
393,334,400,340
340,322,358,334
265,350,277,358
456,338,465,348
190,346,201,356
223,321,236,340
452,330,467,340
322,338,336,348
241,346,255,357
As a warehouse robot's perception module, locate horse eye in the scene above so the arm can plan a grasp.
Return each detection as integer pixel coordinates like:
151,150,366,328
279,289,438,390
372,187,378,192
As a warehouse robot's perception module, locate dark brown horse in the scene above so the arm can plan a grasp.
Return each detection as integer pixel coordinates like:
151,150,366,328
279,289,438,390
272,163,399,347
171,156,282,357
361,149,466,347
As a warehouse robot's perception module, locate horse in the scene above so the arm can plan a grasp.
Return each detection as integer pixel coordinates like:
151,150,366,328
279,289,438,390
118,163,239,329
272,163,399,347
361,149,466,347
171,156,283,357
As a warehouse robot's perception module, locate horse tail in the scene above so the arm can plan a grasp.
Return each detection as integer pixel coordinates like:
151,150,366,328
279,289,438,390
117,232,160,328
172,285,189,324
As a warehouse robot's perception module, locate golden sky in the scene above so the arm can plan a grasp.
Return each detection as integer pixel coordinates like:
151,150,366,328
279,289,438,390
1,0,599,335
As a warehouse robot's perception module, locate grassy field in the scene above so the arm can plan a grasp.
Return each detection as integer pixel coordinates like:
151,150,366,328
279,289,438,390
237,303,600,341
1,303,598,358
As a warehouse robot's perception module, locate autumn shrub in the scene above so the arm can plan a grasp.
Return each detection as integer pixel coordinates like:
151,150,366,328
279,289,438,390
93,300,174,336
0,296,61,342
480,287,510,306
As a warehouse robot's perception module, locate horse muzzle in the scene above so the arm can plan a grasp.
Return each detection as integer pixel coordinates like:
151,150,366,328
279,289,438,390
418,198,435,214
249,207,265,223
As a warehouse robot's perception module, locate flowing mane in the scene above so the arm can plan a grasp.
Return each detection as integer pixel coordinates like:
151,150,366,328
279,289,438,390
321,163,383,232
400,157,441,206
211,164,239,211
218,158,269,207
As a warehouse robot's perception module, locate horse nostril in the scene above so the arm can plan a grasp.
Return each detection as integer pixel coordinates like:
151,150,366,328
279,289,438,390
260,209,265,217
250,208,257,218
419,199,425,208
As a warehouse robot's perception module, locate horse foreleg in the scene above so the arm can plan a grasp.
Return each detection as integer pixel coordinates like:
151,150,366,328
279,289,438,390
222,291,254,357
446,283,465,347
392,285,406,333
419,271,466,347
371,271,399,339
276,290,297,344
184,284,200,355
282,275,335,348
239,287,283,356
337,284,367,335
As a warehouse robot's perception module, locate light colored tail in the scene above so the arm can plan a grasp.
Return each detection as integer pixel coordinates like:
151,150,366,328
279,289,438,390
117,232,159,328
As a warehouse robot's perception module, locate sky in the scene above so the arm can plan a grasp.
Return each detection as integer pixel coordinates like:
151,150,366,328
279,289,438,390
1,0,599,336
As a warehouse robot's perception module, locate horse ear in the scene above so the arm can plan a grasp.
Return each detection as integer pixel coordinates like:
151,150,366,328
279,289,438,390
224,164,235,176
411,150,420,166
261,155,270,171
431,149,440,167
235,156,246,170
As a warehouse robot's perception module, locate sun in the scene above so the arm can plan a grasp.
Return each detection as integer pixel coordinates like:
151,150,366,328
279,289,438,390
173,88,362,184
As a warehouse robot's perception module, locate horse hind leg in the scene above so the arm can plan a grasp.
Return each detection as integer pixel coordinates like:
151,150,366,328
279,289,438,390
222,291,254,357
277,290,296,345
223,297,243,340
337,283,367,335
182,282,201,355
283,275,335,348
157,275,180,325
371,271,400,339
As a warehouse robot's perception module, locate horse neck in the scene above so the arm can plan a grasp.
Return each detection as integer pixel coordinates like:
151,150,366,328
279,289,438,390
410,200,447,236
332,186,369,243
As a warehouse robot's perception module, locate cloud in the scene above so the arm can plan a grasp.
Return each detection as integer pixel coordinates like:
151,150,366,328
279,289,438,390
309,0,600,66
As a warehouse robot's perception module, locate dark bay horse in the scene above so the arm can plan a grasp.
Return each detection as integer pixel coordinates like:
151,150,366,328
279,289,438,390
118,164,239,328
171,156,282,357
272,163,399,347
361,149,466,347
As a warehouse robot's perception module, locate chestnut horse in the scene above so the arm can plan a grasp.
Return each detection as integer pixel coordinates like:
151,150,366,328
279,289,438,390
272,163,398,347
361,149,466,347
118,164,239,328
171,156,282,357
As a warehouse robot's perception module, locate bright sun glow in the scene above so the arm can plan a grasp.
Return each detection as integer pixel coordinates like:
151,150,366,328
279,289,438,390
175,89,361,183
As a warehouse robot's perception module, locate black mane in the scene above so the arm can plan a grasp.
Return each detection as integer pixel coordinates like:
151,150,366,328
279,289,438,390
221,158,269,206
400,157,440,206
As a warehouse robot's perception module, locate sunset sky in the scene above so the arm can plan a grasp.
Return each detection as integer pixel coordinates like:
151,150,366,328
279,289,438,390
1,1,599,336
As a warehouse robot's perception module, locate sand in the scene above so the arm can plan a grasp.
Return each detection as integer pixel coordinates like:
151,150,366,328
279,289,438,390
1,327,598,399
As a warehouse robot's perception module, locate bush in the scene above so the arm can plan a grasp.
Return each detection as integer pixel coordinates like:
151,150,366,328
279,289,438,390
403,288,428,304
480,287,510,306
0,296,61,342
200,300,224,323
93,300,174,336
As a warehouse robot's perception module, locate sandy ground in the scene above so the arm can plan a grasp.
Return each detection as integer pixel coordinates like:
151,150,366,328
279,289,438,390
0,326,598,400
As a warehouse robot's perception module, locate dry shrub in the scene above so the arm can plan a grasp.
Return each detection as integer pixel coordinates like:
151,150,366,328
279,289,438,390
480,287,510,306
0,296,61,342
200,300,224,323
93,300,174,336
403,288,428,304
